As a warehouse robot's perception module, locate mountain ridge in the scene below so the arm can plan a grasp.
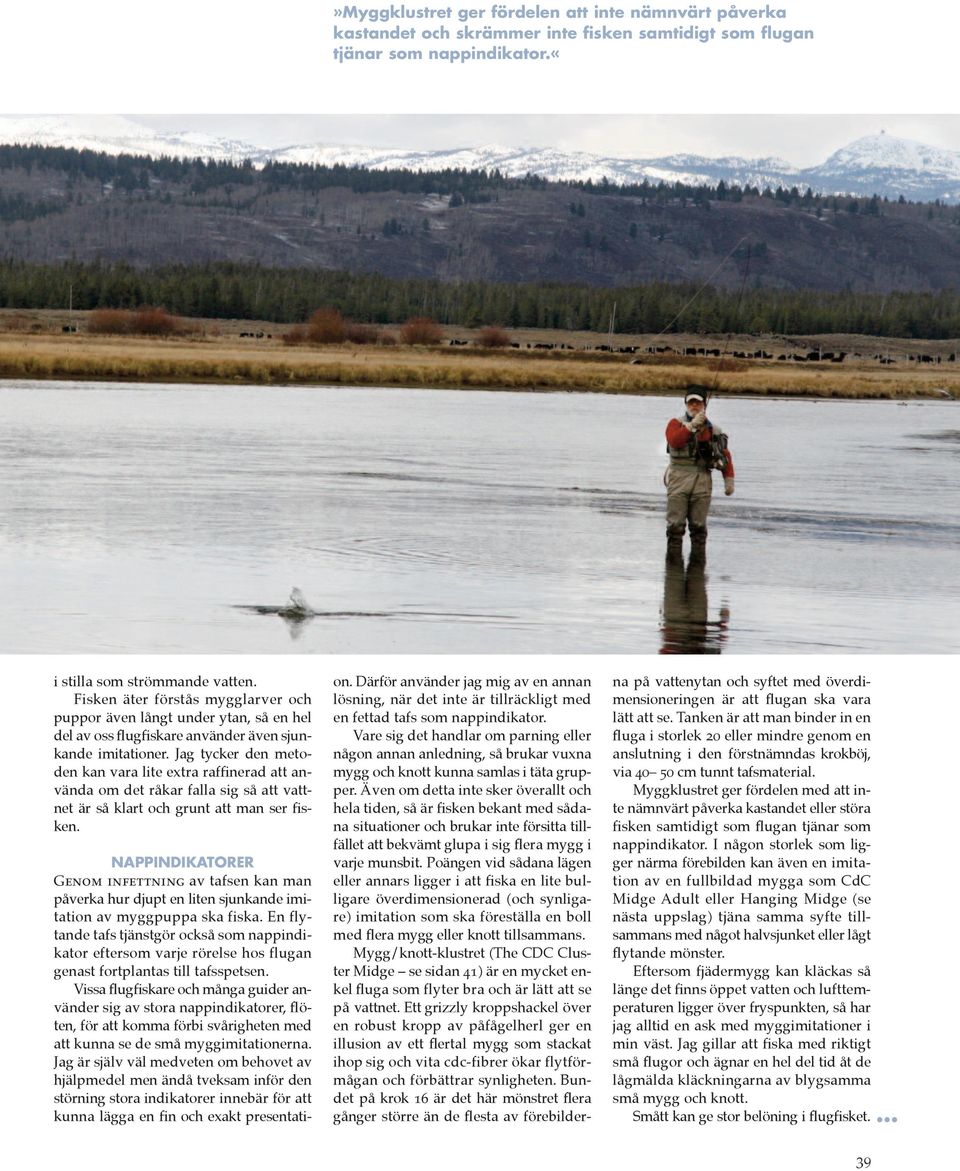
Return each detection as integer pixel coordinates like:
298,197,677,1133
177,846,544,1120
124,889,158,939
2,117,960,202
3,133,960,294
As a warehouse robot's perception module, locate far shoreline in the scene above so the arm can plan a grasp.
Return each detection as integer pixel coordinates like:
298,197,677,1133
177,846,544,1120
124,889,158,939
0,312,957,401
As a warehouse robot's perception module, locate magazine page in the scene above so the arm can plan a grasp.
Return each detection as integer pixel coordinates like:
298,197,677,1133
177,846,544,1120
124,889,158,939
1,5,957,1170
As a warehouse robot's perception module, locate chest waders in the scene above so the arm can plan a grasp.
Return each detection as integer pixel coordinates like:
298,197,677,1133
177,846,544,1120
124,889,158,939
665,421,726,564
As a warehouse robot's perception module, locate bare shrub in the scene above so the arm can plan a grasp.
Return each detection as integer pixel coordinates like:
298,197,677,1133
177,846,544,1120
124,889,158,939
306,307,346,344
377,331,398,346
88,306,191,337
281,325,308,346
400,316,444,345
476,325,511,348
132,306,184,336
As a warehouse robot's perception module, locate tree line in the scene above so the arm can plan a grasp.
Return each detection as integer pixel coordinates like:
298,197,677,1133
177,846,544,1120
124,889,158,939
3,259,960,339
0,142,944,215
0,143,531,200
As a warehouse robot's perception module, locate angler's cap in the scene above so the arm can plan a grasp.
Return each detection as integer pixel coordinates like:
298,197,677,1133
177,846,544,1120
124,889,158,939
684,393,705,405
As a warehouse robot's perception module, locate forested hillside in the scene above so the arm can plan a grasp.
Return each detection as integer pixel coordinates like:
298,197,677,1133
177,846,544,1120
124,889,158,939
3,144,960,296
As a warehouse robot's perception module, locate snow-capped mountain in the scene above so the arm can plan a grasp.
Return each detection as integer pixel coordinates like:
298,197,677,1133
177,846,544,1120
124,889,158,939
0,115,264,164
271,141,800,194
2,116,960,202
804,133,960,202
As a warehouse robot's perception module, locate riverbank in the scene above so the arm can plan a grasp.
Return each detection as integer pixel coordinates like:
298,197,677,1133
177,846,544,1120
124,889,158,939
1,322,957,399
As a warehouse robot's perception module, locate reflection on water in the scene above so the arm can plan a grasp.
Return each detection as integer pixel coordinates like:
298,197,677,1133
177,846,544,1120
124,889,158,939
0,381,957,654
660,559,731,655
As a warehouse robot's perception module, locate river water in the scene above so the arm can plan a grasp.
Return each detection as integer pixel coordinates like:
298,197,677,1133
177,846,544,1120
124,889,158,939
1,381,957,654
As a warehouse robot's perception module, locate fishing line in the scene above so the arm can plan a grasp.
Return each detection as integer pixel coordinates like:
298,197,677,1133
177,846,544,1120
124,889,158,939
705,241,752,409
651,234,749,340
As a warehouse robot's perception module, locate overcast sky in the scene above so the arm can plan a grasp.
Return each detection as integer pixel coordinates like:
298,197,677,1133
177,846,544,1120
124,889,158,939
133,114,960,164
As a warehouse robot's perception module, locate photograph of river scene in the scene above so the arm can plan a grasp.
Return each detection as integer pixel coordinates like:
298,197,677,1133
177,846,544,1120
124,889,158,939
1,114,958,654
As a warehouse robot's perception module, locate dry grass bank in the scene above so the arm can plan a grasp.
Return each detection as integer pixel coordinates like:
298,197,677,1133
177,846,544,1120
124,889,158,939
0,331,957,399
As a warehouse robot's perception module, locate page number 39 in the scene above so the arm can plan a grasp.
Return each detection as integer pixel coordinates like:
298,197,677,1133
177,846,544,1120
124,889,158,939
856,1160,872,1169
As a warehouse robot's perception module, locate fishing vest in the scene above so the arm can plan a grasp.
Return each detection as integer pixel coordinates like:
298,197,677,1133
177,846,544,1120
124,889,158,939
669,415,730,473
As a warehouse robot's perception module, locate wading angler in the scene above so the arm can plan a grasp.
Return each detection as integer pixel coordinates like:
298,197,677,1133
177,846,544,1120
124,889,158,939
664,392,734,564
